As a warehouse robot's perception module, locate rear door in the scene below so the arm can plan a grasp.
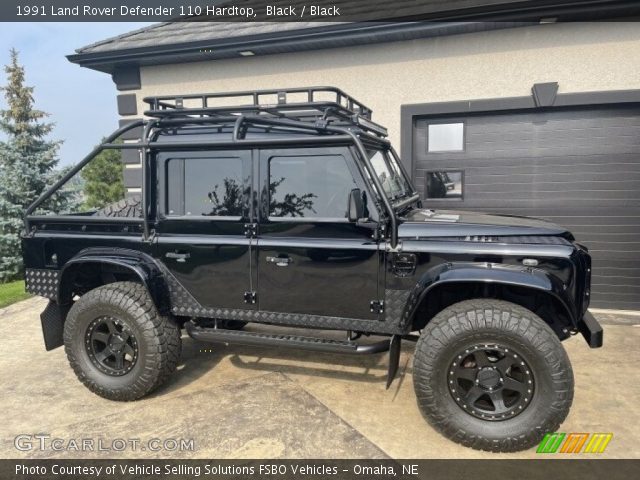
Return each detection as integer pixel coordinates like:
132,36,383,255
155,149,255,311
256,146,381,320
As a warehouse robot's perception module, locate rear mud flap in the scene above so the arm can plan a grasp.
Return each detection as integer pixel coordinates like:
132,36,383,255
40,301,69,351
386,335,401,389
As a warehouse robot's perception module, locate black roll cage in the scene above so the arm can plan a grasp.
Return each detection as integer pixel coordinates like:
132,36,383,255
24,86,419,248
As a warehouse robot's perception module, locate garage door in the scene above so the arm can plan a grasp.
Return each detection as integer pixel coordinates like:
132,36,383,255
412,105,640,310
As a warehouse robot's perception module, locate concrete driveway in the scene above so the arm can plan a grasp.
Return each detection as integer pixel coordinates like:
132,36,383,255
1,297,639,459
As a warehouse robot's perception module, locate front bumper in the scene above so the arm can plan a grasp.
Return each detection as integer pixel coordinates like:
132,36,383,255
577,311,603,348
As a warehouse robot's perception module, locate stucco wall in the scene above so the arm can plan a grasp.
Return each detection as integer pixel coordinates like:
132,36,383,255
132,22,640,149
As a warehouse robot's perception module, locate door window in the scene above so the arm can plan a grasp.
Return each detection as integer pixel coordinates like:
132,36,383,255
166,156,245,217
268,154,357,220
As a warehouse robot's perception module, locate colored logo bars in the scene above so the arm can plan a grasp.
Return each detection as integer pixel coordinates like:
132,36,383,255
537,433,613,454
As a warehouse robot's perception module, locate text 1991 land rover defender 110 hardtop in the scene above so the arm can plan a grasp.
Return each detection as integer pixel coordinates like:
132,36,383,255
22,87,601,452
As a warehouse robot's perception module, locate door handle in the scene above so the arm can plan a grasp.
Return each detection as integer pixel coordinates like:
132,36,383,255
165,251,190,263
266,256,292,267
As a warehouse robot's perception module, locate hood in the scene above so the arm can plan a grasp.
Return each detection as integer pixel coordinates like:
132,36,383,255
398,209,573,240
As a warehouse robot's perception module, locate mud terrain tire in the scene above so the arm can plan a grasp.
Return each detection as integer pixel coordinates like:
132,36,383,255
413,299,573,452
63,282,181,401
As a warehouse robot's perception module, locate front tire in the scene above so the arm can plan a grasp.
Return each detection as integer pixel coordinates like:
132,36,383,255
413,299,573,452
63,282,182,401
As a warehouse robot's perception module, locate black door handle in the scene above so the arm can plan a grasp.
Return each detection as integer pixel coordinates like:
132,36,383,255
165,251,190,263
266,256,292,267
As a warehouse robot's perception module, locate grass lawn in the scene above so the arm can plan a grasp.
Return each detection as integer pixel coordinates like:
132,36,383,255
0,280,32,309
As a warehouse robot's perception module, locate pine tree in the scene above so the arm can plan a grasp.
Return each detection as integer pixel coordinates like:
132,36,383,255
81,139,125,209
0,49,71,282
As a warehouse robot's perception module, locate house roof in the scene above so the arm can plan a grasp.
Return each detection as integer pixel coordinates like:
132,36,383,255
75,21,335,55
68,0,640,74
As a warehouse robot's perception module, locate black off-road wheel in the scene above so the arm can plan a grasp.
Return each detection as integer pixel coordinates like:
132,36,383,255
63,282,182,401
413,299,574,452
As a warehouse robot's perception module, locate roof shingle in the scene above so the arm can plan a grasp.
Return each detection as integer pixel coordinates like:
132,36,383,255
74,0,534,54
76,21,335,54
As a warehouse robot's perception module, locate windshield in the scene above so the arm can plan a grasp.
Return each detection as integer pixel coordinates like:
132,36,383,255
366,149,412,201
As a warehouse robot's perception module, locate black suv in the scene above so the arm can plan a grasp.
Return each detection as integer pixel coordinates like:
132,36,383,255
22,87,601,452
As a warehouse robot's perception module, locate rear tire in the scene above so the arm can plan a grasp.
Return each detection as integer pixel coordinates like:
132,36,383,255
63,282,181,401
413,299,573,452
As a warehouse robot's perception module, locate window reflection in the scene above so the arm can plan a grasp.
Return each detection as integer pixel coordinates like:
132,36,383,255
205,178,247,216
269,155,356,219
425,171,463,199
166,156,245,217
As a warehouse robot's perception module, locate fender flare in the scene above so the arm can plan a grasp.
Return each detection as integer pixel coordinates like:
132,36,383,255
57,248,170,315
401,262,576,330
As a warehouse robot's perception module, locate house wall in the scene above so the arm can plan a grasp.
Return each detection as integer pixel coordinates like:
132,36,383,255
126,22,640,143
117,21,640,189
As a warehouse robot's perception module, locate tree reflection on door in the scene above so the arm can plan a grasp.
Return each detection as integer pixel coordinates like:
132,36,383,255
206,178,245,216
269,177,316,217
205,177,316,217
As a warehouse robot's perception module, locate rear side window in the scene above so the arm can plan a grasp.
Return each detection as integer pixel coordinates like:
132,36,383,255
166,156,245,217
269,154,356,219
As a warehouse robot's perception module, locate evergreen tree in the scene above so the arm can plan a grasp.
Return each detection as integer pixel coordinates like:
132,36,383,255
0,49,71,282
81,139,125,209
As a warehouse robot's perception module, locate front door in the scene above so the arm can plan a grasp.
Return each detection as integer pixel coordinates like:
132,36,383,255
155,149,255,310
257,146,381,320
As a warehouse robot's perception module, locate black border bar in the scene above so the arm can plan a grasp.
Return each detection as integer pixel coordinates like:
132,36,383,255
4,459,640,480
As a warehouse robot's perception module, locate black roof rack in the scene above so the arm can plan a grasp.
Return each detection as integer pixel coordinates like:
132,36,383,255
143,86,388,137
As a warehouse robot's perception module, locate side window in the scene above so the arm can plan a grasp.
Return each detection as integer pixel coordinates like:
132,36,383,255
269,154,357,219
166,156,245,217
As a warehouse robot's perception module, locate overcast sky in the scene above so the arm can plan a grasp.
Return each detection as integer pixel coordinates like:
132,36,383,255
0,23,152,166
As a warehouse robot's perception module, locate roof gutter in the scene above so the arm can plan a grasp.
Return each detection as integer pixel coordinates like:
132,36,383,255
67,21,521,73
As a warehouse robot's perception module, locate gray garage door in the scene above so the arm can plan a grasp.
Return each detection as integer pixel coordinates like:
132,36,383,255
412,105,640,310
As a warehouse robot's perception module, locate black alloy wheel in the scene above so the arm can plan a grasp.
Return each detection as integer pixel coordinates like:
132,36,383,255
447,343,534,421
86,315,138,376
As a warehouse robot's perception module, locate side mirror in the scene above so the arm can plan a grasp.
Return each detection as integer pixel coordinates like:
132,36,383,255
348,188,364,222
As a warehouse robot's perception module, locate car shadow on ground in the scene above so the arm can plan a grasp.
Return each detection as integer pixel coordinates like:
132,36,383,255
152,327,417,398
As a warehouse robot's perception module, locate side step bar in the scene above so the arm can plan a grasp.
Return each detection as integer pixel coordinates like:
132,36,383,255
185,322,390,355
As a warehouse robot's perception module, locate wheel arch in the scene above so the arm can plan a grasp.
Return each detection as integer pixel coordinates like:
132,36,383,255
58,248,170,316
406,263,576,339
